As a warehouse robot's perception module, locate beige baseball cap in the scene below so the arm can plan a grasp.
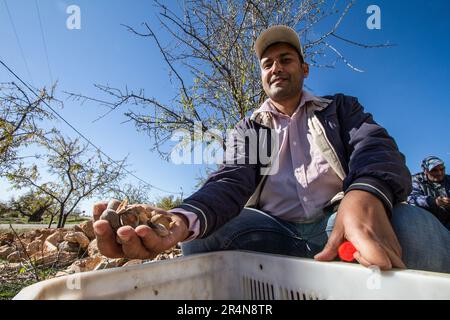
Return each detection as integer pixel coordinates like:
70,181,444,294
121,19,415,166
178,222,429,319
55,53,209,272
255,25,304,60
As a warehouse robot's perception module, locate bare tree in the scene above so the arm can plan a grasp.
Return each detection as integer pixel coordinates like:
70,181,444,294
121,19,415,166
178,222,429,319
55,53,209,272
6,131,126,228
0,82,57,175
66,0,392,160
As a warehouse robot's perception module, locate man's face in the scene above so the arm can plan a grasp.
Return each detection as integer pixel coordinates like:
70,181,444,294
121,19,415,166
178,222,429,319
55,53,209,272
260,43,309,102
426,164,446,183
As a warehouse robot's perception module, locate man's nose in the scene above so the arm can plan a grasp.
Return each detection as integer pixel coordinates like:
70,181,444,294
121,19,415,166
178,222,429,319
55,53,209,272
272,60,283,74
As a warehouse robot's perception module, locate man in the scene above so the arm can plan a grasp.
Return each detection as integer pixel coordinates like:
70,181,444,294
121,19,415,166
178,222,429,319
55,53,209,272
93,25,450,273
408,156,450,230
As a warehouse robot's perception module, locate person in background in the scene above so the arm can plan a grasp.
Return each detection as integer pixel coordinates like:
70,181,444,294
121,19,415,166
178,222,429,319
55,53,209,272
408,156,450,230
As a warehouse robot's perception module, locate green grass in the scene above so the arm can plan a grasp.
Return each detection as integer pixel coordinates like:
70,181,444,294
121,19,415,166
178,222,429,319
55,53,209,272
65,217,91,224
0,261,67,300
0,276,39,300
0,275,46,300
0,282,29,300
0,215,91,225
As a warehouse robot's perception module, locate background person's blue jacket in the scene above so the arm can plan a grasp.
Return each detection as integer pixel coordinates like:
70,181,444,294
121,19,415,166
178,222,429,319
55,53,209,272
176,94,412,238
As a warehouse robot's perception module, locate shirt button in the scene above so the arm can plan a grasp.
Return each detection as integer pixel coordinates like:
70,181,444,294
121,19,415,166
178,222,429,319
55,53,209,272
303,196,308,202
293,141,297,146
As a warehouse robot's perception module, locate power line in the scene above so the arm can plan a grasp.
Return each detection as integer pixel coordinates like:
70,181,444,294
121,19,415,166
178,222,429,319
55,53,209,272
34,0,53,85
3,0,34,86
0,58,182,196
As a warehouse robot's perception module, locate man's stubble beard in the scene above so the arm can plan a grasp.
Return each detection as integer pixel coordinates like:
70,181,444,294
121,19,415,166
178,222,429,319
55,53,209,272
267,79,303,103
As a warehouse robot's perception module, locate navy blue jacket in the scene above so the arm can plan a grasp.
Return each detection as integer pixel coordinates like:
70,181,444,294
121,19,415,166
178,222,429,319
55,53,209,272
177,94,412,238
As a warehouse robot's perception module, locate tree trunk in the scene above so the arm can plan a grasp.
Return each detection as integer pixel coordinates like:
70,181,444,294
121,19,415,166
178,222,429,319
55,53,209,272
27,210,43,222
61,213,70,228
47,214,54,228
56,207,64,229
27,204,50,222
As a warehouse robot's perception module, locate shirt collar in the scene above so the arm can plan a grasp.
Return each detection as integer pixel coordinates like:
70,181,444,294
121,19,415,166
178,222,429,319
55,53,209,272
255,90,320,117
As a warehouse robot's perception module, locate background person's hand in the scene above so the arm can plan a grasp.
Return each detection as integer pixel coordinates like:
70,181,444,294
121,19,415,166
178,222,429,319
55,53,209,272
443,197,450,208
436,196,450,208
314,190,406,270
92,201,190,259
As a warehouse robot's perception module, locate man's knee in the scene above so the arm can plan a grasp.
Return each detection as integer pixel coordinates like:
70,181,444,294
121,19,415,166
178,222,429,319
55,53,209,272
181,238,216,256
181,208,303,256
392,203,446,231
391,203,450,273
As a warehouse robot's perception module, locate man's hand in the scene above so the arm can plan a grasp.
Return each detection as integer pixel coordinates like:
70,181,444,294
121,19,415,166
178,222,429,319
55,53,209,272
314,190,406,270
92,202,190,259
436,196,450,209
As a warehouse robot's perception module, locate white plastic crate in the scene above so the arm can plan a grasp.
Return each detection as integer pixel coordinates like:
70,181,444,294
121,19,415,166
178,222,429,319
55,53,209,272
14,250,450,300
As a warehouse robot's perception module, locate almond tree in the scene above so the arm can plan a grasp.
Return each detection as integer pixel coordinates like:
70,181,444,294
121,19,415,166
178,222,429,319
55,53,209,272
6,131,126,228
67,0,390,160
9,191,55,223
0,82,56,175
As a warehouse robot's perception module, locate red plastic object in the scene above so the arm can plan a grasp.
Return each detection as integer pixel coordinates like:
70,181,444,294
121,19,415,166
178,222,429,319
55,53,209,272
338,241,357,262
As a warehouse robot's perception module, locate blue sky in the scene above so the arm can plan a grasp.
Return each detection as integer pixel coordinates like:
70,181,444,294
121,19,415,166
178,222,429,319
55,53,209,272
1,0,449,215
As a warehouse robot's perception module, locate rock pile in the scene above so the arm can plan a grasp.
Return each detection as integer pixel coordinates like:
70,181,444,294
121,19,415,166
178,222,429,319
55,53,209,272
0,220,182,279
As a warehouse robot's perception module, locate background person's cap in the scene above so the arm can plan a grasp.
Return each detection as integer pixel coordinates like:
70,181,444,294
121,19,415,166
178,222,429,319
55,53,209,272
421,156,445,172
255,25,304,60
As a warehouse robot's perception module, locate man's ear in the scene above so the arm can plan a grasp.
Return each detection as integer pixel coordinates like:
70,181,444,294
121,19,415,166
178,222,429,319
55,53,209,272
302,63,309,78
